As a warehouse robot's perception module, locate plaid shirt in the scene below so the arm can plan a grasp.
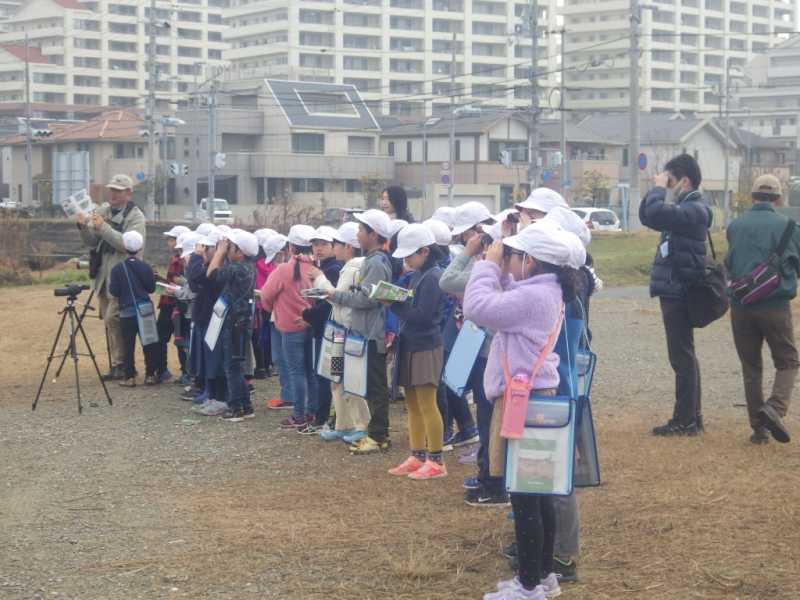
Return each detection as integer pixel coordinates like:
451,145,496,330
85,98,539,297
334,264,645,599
158,254,184,308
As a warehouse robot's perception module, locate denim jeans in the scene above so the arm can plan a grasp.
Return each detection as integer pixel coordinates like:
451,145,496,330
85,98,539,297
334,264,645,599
282,329,318,419
222,318,251,412
270,324,290,403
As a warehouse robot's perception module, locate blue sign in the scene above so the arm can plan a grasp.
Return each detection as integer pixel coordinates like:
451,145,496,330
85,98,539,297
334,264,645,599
136,171,146,182
542,169,551,182
638,153,647,171
441,174,450,185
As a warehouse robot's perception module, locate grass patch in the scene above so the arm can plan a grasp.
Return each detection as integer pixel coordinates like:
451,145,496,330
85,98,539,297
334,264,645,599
590,230,728,287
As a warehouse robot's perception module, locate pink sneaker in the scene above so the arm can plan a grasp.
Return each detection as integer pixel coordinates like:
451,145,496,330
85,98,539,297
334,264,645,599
408,460,447,480
388,455,425,476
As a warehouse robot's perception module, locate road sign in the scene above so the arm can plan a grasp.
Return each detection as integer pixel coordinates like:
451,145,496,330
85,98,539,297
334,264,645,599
542,169,552,183
136,171,146,182
168,162,180,177
638,153,647,171
441,174,451,185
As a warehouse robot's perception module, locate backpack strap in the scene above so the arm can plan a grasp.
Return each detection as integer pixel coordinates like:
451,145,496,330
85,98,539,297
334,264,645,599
707,230,717,261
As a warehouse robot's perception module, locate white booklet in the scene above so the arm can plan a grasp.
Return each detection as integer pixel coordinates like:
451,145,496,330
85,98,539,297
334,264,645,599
368,280,413,302
60,189,96,218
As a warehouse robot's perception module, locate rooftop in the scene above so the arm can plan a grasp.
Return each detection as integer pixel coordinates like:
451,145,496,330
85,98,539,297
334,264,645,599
1,108,144,145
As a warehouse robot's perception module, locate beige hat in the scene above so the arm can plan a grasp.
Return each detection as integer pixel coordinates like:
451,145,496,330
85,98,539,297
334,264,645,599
107,174,133,191
752,174,781,197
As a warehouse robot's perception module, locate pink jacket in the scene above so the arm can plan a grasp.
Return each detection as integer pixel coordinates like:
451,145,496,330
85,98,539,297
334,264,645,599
463,261,562,401
259,257,313,333
255,258,276,290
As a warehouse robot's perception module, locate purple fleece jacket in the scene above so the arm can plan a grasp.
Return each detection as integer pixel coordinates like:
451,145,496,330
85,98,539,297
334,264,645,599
463,261,562,401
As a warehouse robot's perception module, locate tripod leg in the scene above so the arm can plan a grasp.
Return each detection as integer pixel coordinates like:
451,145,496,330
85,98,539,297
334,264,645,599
32,308,69,411
75,313,113,407
68,310,83,415
56,289,99,380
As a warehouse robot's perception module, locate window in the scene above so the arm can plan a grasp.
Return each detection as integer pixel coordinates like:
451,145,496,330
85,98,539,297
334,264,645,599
390,80,423,94
433,39,463,54
391,38,423,52
208,49,222,60
651,50,674,62
114,143,140,159
433,19,462,33
752,5,768,17
178,27,202,40
32,73,65,85
208,13,223,24
74,56,100,68
343,78,380,92
652,88,673,101
109,77,137,89
299,53,334,68
387,142,395,157
109,41,137,53
622,148,629,167
473,42,505,57
74,75,100,87
344,56,380,71
300,31,335,47
473,1,505,14
473,63,505,78
406,141,412,162
292,133,325,154
208,31,223,42
177,11,201,22
298,91,357,115
489,141,527,162
110,96,137,107
346,179,362,193
344,12,380,27
348,136,374,155
110,4,137,16
74,38,101,50
74,19,100,31
109,22,137,34
455,140,461,161
300,9,334,24
390,59,423,73
73,93,100,105
109,59,137,71
391,0,423,7
343,34,381,50
292,178,324,193
178,46,202,58
390,16,424,31
472,22,505,36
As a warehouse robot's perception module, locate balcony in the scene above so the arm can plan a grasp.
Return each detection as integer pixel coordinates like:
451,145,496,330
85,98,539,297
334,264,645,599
243,152,394,180
215,109,264,135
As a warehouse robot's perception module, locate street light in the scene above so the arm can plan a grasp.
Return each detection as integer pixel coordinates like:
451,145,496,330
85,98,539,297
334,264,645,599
449,105,482,204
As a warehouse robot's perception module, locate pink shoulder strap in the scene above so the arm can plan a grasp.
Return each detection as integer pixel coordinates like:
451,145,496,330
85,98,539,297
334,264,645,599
501,303,565,388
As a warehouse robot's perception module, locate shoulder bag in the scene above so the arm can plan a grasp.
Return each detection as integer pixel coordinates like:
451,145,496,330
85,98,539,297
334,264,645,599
729,219,796,306
686,231,729,328
122,261,159,346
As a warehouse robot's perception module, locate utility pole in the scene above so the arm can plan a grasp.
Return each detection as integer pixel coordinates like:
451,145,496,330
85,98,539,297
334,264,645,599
628,0,642,230
161,125,168,214
23,32,32,209
558,29,568,202
528,0,540,190
191,64,201,223
448,31,456,204
207,80,217,224
722,56,731,226
145,0,157,220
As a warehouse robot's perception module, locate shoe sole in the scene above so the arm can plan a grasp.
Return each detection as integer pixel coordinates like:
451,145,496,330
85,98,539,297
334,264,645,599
409,472,447,480
453,436,480,448
464,499,511,507
760,406,790,443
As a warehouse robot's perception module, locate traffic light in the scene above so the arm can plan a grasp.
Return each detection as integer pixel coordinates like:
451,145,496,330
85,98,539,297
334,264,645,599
32,129,52,138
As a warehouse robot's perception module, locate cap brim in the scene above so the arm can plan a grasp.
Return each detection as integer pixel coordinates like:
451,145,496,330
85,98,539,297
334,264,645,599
310,236,335,243
392,246,417,259
450,223,474,236
107,184,129,191
502,235,526,253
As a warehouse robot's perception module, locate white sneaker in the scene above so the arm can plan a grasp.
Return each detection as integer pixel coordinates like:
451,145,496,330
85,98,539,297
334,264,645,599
200,400,228,416
485,577,546,600
539,573,562,598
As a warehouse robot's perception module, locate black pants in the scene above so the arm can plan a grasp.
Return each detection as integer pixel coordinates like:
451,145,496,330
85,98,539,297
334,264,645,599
120,316,159,379
156,305,174,376
366,341,390,443
511,493,556,590
660,298,702,425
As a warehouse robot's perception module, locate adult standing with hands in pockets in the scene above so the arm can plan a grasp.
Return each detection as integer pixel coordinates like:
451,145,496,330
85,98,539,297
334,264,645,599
639,154,711,437
76,174,146,381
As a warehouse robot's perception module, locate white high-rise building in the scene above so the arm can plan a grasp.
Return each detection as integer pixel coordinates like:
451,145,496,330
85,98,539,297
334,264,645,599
0,1,22,30
222,0,561,117
0,0,229,110
561,0,795,113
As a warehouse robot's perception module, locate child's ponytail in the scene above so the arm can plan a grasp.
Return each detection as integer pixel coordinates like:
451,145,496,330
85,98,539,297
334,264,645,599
556,266,579,304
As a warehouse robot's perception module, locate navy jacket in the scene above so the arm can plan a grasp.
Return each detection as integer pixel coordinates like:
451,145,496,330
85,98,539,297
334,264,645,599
303,256,343,338
639,187,712,300
109,257,156,314
392,265,444,353
186,253,222,329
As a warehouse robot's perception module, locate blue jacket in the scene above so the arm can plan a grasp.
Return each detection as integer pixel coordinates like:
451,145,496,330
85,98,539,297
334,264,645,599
639,187,712,300
109,257,156,315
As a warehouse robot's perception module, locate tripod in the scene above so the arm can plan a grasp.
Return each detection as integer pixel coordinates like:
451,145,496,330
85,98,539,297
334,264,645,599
33,292,113,414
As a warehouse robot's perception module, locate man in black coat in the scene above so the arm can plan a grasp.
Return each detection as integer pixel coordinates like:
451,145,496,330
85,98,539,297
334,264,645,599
639,153,712,436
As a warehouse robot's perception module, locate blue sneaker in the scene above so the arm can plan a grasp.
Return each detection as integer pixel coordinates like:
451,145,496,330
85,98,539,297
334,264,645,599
159,369,173,384
448,427,480,448
192,391,209,405
342,430,367,444
320,428,353,442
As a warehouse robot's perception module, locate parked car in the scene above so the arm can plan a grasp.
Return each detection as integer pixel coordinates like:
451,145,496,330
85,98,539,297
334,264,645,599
572,207,621,232
183,198,234,225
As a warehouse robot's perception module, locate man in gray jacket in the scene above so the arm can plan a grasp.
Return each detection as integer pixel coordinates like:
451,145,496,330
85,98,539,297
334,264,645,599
77,175,146,380
329,209,393,455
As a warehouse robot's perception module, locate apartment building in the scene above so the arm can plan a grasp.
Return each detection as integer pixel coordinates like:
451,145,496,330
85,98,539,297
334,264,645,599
0,0,229,110
735,36,800,159
0,1,21,31
561,0,795,113
222,0,560,117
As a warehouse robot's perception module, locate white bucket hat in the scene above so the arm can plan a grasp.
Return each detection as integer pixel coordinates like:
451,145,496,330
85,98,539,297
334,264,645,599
503,220,586,270
353,209,392,239
164,225,190,238
544,206,591,247
423,219,453,246
451,201,493,236
254,228,278,244
333,222,361,248
288,224,316,247
515,187,568,214
227,229,259,258
178,232,202,258
122,231,143,253
311,225,338,243
392,223,436,259
262,233,288,263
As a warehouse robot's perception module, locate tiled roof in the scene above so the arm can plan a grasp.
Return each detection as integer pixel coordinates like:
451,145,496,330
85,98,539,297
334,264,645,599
0,109,145,145
0,44,50,64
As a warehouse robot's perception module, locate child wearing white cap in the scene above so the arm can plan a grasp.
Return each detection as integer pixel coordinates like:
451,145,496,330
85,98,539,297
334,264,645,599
515,188,568,227
108,231,159,386
156,225,190,385
385,224,448,480
307,221,371,443
463,221,585,600
327,210,394,454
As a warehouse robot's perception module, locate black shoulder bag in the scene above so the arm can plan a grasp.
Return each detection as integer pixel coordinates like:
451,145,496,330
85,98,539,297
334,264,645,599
88,203,137,279
686,231,729,328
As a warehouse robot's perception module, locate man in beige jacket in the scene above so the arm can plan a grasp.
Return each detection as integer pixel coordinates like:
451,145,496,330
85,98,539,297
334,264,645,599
77,174,146,380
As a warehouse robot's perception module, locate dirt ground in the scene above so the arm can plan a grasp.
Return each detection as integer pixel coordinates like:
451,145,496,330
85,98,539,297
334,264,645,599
1,285,799,600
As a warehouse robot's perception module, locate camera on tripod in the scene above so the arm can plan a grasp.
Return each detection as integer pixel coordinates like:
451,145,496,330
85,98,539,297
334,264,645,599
54,283,90,298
